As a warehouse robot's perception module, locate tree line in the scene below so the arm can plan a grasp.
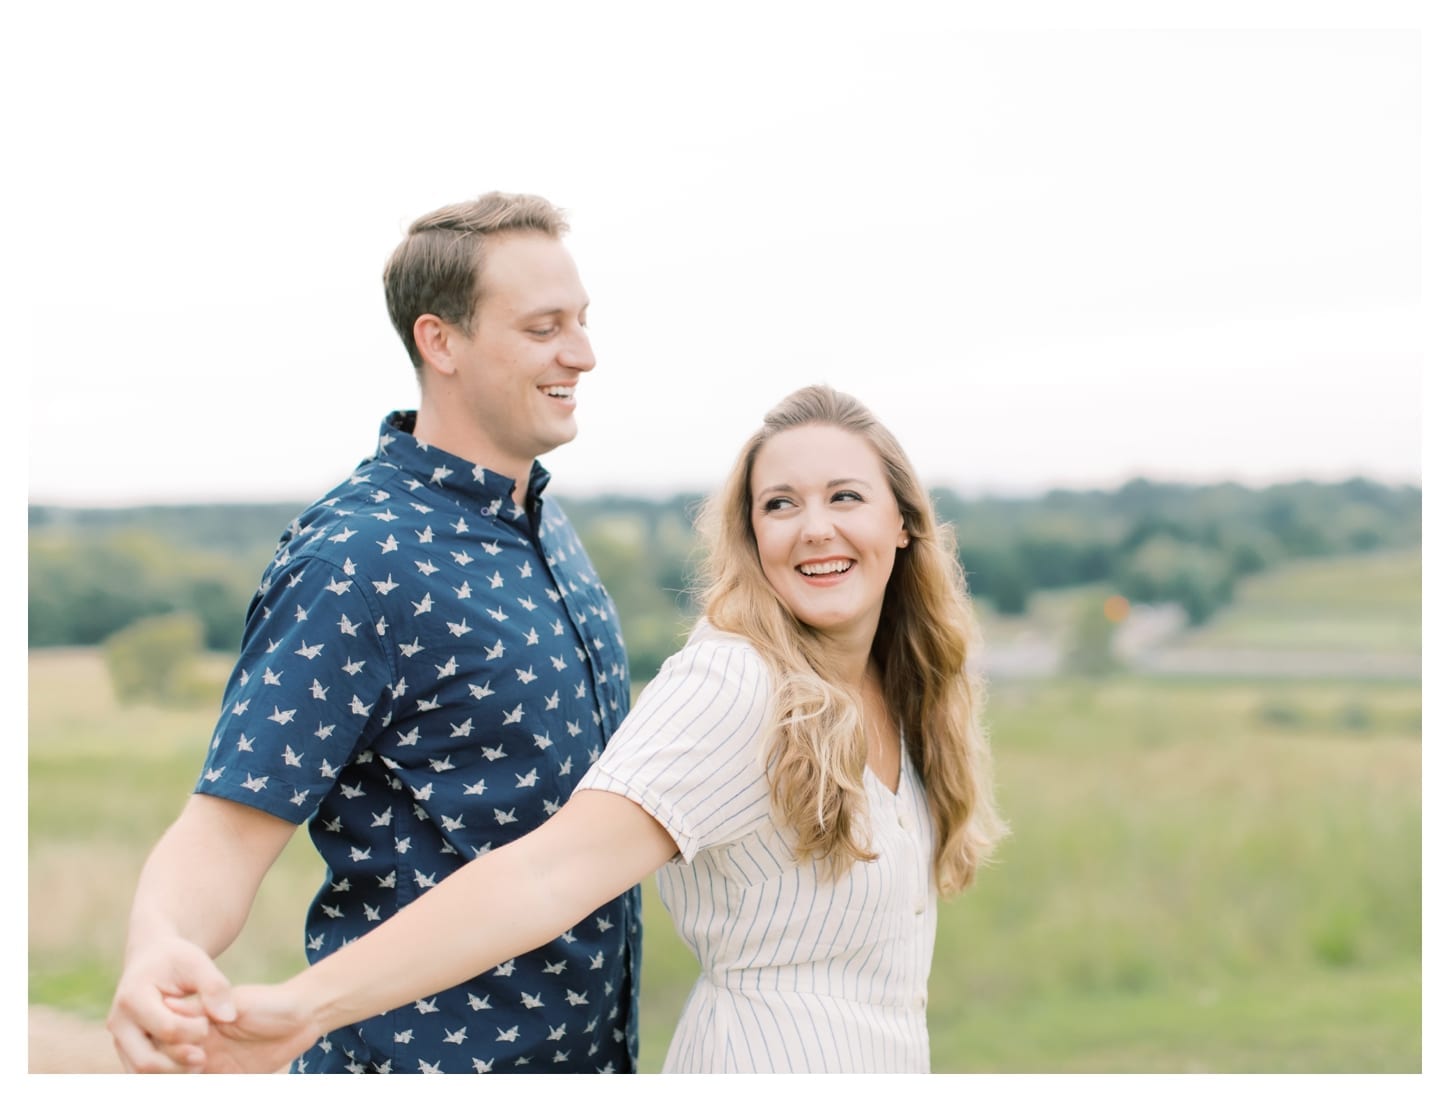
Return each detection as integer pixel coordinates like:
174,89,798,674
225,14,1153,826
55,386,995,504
29,477,1421,687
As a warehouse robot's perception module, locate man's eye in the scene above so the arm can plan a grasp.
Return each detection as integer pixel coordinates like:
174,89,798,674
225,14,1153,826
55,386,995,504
528,326,558,337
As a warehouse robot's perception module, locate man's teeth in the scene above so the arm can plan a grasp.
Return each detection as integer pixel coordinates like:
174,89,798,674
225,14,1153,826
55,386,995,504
542,386,573,398
798,560,852,576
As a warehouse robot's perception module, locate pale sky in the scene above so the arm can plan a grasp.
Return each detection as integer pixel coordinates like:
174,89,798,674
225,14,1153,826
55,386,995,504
15,2,1432,507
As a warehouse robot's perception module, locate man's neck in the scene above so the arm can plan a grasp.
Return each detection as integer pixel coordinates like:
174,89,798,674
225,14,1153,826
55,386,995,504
411,406,534,507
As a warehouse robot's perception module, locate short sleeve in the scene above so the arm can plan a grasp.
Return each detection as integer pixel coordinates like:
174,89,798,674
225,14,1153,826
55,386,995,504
578,633,774,862
197,555,395,823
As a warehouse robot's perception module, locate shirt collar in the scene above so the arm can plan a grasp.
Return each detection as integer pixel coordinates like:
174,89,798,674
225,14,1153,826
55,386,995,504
374,411,553,508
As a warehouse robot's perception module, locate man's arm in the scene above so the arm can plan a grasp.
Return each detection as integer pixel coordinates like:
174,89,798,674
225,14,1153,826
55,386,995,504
107,793,297,1073
188,790,678,1073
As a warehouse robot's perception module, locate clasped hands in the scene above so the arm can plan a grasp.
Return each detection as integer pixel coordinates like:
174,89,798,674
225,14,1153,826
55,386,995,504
107,940,318,1074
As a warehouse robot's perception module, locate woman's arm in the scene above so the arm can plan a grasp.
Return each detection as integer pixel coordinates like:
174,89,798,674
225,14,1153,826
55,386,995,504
193,790,677,1073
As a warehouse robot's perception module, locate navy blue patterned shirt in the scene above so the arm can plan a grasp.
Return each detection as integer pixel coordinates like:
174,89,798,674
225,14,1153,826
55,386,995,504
196,412,640,1073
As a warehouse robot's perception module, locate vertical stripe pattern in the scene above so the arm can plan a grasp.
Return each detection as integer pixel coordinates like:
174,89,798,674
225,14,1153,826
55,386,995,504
579,622,936,1073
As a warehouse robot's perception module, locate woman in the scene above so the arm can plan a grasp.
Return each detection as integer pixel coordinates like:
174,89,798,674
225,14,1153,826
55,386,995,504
189,384,1007,1073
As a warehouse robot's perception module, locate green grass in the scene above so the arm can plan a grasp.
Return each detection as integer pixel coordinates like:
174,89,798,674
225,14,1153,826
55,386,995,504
1176,549,1421,654
30,648,1421,1072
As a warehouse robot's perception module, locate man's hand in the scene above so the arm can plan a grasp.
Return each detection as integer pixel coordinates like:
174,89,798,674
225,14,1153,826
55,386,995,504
106,936,237,1073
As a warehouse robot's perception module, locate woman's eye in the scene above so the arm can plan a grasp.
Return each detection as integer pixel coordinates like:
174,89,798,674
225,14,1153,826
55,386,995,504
832,490,863,503
764,497,793,512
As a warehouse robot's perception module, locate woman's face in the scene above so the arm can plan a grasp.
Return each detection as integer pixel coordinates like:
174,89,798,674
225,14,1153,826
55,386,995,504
750,424,907,652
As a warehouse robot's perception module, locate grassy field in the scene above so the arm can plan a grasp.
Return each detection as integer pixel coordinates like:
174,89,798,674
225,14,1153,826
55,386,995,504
28,550,1422,1072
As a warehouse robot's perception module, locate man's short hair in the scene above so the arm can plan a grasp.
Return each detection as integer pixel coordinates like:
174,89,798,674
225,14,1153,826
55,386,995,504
384,191,570,369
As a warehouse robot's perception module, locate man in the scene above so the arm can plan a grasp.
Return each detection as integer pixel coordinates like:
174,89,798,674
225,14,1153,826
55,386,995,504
106,192,640,1074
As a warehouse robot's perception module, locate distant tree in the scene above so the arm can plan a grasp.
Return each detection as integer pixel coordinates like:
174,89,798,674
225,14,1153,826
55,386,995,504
103,612,207,705
1061,597,1121,677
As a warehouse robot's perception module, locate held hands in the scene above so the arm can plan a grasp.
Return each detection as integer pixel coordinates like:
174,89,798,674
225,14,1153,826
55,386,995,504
169,982,322,1074
106,935,237,1073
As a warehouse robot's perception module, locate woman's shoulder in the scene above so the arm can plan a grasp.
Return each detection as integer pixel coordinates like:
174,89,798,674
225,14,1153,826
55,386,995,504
677,619,770,669
645,619,771,696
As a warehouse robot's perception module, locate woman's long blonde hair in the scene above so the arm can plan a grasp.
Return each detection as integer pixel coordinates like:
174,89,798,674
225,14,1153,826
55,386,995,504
695,385,1006,895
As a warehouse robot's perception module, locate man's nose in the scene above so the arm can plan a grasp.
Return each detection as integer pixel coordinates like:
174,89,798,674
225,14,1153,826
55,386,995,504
560,326,595,371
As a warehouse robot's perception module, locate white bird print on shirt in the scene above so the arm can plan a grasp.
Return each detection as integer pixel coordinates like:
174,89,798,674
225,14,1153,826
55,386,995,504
414,997,440,1015
515,769,538,788
373,575,398,595
468,681,494,699
337,614,359,636
430,755,456,773
467,993,492,1011
399,637,424,657
496,1026,520,1043
443,1026,467,1045
521,992,544,1009
548,1024,567,1041
377,534,398,553
396,727,420,746
415,560,439,576
453,580,471,599
463,779,486,795
543,960,567,975
481,743,507,761
242,774,268,792
565,990,589,1006
515,666,537,684
262,668,283,686
494,808,517,825
324,577,352,595
236,734,254,752
485,640,505,660
412,593,434,615
231,699,249,716
282,745,303,767
342,658,366,675
204,766,224,782
295,641,324,660
448,718,472,739
501,704,524,725
363,903,381,922
481,540,501,556
447,619,472,637
309,679,328,700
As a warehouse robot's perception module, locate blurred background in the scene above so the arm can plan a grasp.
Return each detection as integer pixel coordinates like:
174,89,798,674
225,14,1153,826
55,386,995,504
21,1,1426,1076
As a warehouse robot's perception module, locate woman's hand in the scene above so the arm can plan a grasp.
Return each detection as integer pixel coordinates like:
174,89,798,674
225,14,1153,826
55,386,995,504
167,983,321,1074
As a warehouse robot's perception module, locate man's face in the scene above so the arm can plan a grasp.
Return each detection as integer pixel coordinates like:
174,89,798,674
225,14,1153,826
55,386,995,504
447,231,595,475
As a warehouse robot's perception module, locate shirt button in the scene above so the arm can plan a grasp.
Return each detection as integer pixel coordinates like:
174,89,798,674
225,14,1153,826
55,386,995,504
914,900,927,916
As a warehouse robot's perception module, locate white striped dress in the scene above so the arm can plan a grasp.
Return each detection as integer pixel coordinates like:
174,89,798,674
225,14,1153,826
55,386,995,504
578,621,937,1073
